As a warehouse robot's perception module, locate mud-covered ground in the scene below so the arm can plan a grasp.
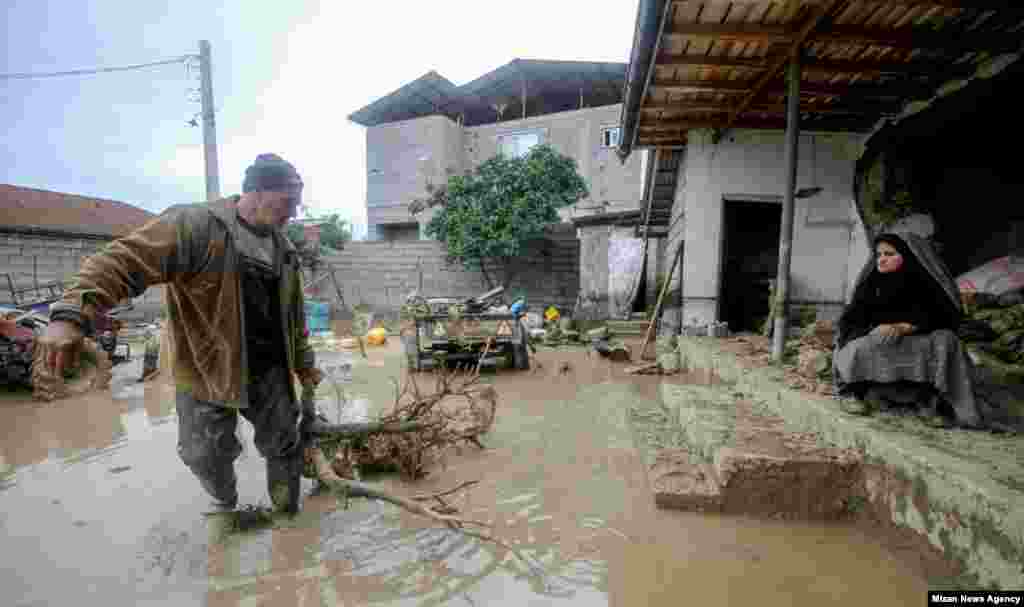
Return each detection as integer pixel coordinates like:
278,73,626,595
1,340,932,606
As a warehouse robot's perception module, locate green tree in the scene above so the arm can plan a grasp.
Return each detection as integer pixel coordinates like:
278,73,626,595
285,213,352,251
413,144,588,289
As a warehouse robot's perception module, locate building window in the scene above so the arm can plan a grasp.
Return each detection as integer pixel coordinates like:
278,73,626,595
601,126,621,148
498,131,542,158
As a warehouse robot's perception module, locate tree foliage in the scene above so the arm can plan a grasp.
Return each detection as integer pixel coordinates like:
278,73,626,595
285,213,352,251
416,144,588,288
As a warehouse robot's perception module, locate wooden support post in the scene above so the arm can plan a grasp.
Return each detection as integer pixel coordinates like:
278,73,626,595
771,54,802,363
639,240,682,362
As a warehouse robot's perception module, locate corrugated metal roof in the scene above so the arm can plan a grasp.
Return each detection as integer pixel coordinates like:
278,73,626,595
347,71,462,127
349,59,628,127
620,0,1024,151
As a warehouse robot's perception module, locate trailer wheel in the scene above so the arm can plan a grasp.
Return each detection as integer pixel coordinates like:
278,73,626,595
513,335,530,371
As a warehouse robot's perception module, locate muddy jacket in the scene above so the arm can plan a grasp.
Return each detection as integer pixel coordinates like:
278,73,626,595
51,196,315,408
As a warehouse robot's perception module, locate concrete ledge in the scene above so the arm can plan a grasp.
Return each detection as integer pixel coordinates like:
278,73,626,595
674,337,1024,590
632,384,863,520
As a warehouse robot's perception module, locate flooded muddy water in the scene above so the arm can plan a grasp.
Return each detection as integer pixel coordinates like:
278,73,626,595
1,342,931,606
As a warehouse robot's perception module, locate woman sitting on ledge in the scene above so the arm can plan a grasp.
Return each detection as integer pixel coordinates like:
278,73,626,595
833,232,984,429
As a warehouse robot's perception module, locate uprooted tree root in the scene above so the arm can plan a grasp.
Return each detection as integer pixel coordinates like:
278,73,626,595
209,355,534,561
313,361,499,482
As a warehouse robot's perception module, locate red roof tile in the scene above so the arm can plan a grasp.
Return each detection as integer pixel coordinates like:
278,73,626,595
0,184,156,237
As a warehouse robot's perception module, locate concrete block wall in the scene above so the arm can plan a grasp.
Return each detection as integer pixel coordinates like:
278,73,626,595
0,232,165,321
366,115,464,233
312,225,579,320
678,129,863,327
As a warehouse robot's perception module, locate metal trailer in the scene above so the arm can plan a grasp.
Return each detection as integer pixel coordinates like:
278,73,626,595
402,287,530,373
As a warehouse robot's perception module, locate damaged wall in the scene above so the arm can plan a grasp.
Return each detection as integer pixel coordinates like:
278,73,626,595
575,225,610,320
678,129,862,328
608,226,644,319
0,232,164,320
317,224,579,320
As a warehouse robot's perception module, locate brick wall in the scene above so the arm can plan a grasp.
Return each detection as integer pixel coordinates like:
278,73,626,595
306,225,580,319
0,232,165,321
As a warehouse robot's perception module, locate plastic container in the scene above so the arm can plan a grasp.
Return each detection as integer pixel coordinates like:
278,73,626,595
305,301,330,332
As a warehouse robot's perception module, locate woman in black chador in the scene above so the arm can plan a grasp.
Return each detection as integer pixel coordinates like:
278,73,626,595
833,232,984,429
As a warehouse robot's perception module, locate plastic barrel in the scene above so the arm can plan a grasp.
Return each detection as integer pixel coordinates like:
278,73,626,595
304,301,330,333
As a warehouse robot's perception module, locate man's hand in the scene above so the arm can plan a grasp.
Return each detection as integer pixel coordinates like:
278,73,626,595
296,367,324,388
36,320,85,379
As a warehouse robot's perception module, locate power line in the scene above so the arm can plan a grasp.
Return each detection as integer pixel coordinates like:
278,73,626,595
0,56,194,81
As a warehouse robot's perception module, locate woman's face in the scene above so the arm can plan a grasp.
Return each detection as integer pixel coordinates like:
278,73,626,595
876,241,904,273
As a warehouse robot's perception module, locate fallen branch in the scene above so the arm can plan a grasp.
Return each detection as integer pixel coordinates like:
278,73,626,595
626,362,662,375
306,446,490,529
307,419,432,438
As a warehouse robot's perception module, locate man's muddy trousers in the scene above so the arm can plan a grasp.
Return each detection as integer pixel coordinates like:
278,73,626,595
176,365,303,513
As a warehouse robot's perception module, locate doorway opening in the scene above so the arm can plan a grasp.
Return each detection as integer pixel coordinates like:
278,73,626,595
719,199,782,333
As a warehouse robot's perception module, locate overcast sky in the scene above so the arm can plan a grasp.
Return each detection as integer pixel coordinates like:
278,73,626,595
3,0,639,237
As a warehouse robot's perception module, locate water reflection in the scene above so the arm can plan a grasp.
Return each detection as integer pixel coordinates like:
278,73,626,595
205,496,612,606
1,343,932,606
0,368,178,488
0,391,127,485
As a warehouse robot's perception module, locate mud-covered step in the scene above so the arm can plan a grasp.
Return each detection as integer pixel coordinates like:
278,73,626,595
632,384,863,520
676,336,1024,590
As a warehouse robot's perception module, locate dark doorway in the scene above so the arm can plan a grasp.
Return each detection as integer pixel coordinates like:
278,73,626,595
719,199,782,333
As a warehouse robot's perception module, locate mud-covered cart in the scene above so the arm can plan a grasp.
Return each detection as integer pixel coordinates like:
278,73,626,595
401,287,530,372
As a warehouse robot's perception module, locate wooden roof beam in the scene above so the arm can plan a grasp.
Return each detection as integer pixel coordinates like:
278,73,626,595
662,23,1024,53
670,0,1024,8
721,0,852,139
639,117,873,132
815,25,1024,53
641,100,901,116
655,53,946,76
650,77,929,99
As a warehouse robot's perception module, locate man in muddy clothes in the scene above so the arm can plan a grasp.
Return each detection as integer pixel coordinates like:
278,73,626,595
38,154,324,514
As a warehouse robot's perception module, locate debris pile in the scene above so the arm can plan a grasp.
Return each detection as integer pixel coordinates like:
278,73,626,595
961,297,1024,366
724,332,834,395
795,321,835,384
539,317,582,346
588,326,631,361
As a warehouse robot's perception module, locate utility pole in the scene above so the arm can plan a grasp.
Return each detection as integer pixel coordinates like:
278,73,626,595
198,40,221,201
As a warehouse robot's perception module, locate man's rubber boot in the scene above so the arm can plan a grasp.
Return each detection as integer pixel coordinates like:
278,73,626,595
267,454,303,515
197,467,239,511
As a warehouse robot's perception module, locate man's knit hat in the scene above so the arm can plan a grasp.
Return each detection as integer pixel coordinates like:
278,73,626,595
242,153,303,193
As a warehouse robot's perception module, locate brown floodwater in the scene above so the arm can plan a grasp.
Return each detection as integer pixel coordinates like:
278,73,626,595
0,340,931,606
